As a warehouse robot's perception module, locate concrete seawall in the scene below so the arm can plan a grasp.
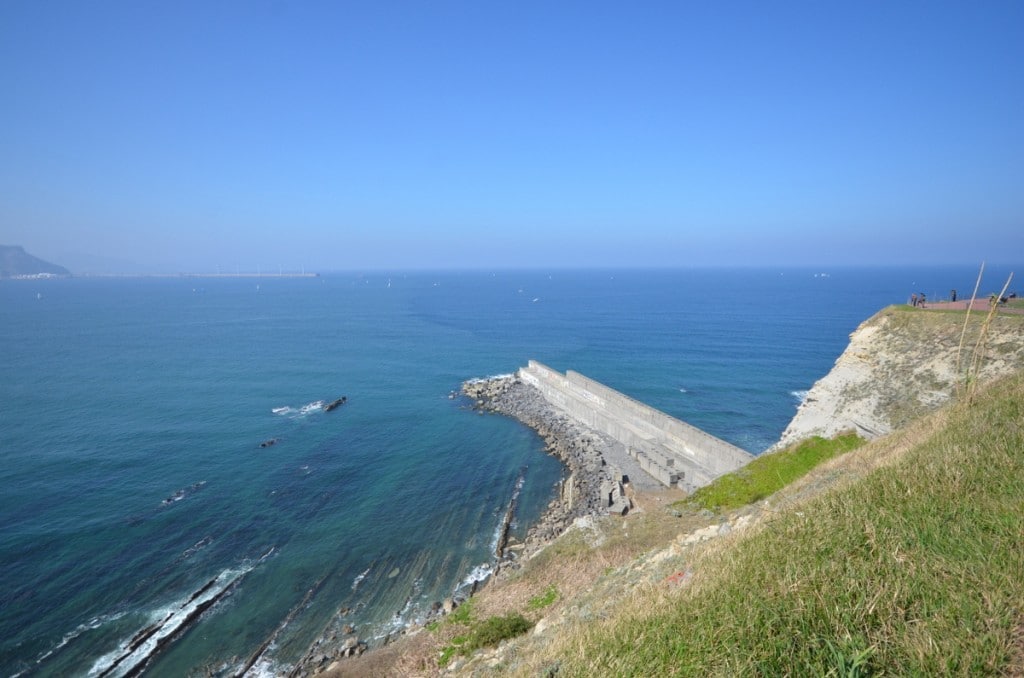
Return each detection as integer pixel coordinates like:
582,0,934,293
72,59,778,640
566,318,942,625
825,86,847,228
518,361,754,491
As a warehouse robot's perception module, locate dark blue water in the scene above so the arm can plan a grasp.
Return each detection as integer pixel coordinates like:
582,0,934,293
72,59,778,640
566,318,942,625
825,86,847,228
1,266,1011,675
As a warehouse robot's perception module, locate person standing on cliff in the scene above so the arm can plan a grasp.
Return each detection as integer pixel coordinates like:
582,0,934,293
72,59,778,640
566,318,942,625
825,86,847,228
951,289,957,302
910,293,918,307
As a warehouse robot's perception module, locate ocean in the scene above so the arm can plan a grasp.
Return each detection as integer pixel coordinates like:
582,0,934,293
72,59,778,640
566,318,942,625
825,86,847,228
1,266,1014,676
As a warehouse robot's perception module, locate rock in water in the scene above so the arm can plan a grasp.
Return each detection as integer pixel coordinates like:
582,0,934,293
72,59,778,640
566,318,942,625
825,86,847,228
323,396,348,412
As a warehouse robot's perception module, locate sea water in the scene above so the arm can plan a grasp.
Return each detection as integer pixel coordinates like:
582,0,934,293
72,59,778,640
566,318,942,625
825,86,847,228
0,266,1013,675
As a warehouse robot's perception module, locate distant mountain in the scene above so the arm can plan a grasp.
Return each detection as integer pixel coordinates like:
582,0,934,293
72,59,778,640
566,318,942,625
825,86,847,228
0,245,71,277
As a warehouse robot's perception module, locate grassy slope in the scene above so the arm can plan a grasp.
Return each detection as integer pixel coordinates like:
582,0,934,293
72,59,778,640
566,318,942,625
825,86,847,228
328,309,1024,677
683,433,865,512
545,372,1024,676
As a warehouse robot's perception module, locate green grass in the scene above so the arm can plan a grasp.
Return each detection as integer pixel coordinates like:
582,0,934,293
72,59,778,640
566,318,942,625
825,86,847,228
554,372,1024,676
468,613,533,648
436,597,534,666
445,597,474,625
680,433,865,512
527,585,558,611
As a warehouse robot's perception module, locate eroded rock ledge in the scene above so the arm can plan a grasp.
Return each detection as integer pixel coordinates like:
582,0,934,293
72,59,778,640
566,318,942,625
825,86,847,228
772,305,1024,451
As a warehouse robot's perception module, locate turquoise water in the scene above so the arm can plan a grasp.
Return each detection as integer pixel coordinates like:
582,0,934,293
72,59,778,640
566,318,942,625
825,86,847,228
0,266,1011,675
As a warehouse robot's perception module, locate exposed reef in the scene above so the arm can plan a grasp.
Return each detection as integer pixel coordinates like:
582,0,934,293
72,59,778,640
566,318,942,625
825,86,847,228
323,397,347,412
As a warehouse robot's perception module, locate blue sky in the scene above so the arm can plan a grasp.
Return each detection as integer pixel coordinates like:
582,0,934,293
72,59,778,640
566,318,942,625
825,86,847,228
2,1,1022,272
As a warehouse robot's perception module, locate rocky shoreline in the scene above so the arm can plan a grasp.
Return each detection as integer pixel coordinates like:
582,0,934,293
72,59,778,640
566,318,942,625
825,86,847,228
292,374,626,675
462,374,624,564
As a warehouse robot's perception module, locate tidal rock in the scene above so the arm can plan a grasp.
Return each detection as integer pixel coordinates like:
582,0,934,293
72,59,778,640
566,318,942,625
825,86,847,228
323,396,348,412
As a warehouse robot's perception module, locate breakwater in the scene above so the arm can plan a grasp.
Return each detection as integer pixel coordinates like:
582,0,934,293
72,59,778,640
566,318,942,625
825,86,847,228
463,376,613,551
518,361,754,491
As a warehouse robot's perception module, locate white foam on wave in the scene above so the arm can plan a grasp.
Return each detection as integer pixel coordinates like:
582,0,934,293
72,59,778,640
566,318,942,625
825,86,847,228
678,387,689,394
243,657,283,678
489,520,503,554
160,481,207,507
87,568,248,677
85,550,274,678
298,400,325,415
464,373,514,385
370,577,429,642
32,611,129,668
790,390,810,404
458,563,493,590
398,578,423,618
272,400,326,419
351,567,370,592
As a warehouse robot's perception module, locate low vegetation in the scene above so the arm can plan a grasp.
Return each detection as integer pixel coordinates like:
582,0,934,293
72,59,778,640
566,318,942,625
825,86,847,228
680,433,865,512
527,585,558,611
434,597,533,667
535,372,1024,676
326,312,1023,676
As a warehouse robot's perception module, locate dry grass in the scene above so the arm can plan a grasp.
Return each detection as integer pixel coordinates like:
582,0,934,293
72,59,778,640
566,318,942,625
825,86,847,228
320,350,1024,676
842,305,1024,432
513,372,1024,676
322,394,1001,676
320,490,704,676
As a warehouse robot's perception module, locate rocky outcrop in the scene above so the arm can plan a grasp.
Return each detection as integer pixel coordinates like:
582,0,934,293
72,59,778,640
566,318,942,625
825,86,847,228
323,397,347,412
772,305,1024,451
463,376,629,562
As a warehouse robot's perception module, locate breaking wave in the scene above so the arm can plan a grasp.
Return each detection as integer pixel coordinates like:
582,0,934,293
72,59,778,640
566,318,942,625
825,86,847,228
457,563,493,590
464,373,513,385
160,481,206,507
351,567,370,592
86,549,274,678
272,400,326,418
27,611,130,673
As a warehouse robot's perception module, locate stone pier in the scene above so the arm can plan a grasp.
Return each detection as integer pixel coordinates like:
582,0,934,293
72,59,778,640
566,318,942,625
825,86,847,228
518,361,754,492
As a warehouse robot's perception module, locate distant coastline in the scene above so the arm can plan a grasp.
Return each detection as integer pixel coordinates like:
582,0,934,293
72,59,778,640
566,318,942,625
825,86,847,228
61,272,319,279
1,245,324,279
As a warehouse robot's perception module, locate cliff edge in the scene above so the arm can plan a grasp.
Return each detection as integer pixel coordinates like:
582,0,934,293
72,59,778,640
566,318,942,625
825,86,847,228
772,304,1024,451
316,303,1024,676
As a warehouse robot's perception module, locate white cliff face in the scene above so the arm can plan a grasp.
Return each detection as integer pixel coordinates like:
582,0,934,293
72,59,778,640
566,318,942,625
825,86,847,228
772,307,1024,452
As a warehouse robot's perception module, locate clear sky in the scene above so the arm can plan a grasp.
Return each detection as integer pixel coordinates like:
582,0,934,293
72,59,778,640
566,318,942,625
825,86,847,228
2,1,1022,272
